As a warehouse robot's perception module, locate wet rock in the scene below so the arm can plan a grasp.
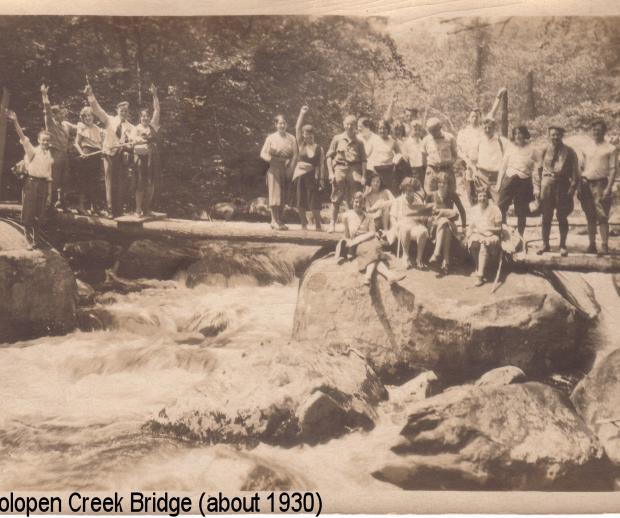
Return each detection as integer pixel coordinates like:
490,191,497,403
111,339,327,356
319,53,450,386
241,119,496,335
546,271,600,319
116,239,201,279
147,341,387,446
475,366,526,387
571,348,620,464
293,256,590,384
373,382,612,490
63,240,116,270
0,248,77,343
76,279,95,306
390,371,440,408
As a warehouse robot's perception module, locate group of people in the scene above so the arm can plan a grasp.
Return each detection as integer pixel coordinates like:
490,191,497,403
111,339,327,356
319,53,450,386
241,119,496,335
260,89,617,287
7,82,162,247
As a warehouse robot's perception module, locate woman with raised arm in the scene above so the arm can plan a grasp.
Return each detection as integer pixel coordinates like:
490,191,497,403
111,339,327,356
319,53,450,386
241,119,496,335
130,84,161,217
260,114,297,230
293,105,325,231
74,107,105,214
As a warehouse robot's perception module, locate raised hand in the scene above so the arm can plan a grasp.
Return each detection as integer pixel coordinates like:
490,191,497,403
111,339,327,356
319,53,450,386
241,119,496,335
83,84,93,96
5,109,16,122
149,83,158,96
497,87,508,98
40,84,49,95
300,105,309,114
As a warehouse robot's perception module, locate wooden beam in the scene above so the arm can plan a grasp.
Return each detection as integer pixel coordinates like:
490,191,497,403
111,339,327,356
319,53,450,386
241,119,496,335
0,88,10,199
512,252,620,273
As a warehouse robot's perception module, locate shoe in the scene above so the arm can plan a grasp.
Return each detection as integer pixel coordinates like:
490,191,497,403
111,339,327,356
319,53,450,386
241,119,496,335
536,246,550,256
586,244,598,254
560,247,568,257
278,223,289,231
428,254,441,265
315,225,322,232
598,245,609,256
474,276,485,287
270,222,279,230
328,223,336,233
416,261,429,271
441,262,450,276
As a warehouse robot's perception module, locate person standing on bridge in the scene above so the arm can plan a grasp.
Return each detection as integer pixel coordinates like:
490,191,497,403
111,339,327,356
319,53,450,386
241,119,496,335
74,107,105,215
41,84,76,211
6,110,53,249
533,126,579,257
84,83,135,218
578,119,618,256
130,84,161,218
260,114,297,230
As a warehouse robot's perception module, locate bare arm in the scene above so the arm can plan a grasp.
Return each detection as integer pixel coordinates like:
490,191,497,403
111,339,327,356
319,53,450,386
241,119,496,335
40,84,57,133
326,136,338,180
84,84,109,125
605,148,618,197
343,213,351,239
260,135,272,163
383,93,397,123
295,105,308,144
453,193,467,228
7,111,35,160
487,87,507,120
150,84,160,129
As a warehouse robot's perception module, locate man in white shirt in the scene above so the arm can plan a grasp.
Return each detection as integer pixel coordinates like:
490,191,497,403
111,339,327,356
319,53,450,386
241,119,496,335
579,119,618,255
402,120,426,183
84,83,135,218
471,116,510,203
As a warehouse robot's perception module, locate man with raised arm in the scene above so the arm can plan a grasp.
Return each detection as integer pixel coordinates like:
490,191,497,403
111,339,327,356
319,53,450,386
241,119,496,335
41,84,76,210
84,83,134,218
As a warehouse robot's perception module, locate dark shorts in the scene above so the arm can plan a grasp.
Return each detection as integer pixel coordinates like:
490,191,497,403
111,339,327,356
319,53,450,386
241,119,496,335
540,175,574,219
373,164,398,195
331,166,363,206
498,175,533,218
579,177,611,224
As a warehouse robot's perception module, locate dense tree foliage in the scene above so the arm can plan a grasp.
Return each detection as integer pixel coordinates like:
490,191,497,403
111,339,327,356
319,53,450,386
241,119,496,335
0,15,617,214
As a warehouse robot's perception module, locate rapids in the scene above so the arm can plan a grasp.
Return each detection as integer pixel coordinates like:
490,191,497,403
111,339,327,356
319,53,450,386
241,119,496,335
0,267,618,494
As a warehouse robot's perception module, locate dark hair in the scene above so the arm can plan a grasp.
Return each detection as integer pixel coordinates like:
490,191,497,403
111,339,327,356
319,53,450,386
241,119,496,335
274,114,286,125
378,119,391,133
301,124,314,134
512,125,531,141
393,121,406,139
366,172,383,188
358,117,373,131
592,119,608,133
548,126,565,135
140,108,151,117
400,176,421,193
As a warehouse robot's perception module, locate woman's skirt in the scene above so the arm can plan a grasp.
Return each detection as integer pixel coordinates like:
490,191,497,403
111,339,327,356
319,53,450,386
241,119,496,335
266,157,289,207
431,216,457,241
467,232,500,250
295,169,321,210
22,177,49,227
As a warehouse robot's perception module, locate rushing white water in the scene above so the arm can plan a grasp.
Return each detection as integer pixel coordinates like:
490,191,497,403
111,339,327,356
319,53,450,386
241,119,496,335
0,271,618,493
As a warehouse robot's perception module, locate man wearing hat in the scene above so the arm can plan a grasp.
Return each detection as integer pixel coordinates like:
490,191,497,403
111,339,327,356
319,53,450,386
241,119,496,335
578,119,618,255
84,84,135,218
533,125,579,257
421,117,458,195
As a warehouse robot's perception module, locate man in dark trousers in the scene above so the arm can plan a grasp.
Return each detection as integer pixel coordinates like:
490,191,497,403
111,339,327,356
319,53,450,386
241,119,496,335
533,125,580,257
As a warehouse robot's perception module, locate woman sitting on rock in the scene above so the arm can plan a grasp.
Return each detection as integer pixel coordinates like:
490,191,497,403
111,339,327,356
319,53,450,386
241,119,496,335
387,177,433,270
428,171,466,276
467,188,503,287
335,192,405,286
260,114,297,230
363,172,394,232
293,105,325,231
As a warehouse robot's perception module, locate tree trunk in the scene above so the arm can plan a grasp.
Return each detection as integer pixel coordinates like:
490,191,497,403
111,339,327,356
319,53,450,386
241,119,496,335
0,88,10,200
526,70,537,119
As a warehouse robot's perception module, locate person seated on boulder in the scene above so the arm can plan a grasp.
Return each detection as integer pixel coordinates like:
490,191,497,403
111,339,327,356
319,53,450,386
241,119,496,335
387,176,433,270
335,192,405,286
363,172,394,232
6,110,53,249
427,171,466,276
467,188,503,287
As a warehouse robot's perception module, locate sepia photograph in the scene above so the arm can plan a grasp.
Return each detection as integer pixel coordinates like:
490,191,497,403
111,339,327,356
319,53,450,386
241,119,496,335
1,0,620,513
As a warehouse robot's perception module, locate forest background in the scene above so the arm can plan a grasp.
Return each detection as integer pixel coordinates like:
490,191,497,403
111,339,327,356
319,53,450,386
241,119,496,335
0,15,618,217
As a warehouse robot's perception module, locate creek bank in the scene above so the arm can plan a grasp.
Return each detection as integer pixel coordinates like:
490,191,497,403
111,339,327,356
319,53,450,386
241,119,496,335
293,256,596,384
148,340,387,447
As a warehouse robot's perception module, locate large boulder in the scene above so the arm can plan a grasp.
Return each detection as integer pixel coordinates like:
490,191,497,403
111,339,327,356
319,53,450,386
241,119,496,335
147,341,387,446
373,382,612,490
0,249,77,343
571,347,620,464
116,239,202,279
293,256,590,383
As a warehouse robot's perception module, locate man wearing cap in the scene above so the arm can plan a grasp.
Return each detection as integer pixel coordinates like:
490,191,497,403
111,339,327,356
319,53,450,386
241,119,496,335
578,119,618,255
84,83,134,218
470,115,510,203
421,117,458,195
533,125,579,257
41,84,77,210
326,114,367,233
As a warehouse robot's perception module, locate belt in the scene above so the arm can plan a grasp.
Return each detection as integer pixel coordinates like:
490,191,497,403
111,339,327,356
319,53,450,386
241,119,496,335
26,175,50,182
478,168,499,175
428,163,453,171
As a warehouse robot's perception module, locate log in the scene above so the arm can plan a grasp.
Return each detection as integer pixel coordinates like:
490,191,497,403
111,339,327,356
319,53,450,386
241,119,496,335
512,252,620,273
